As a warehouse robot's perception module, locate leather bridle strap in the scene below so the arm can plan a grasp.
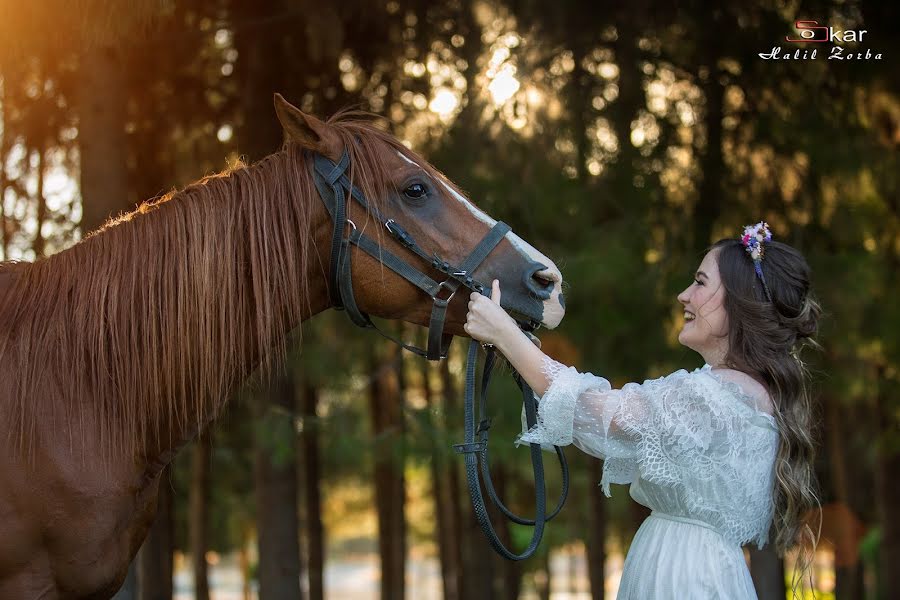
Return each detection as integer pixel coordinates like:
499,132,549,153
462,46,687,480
424,220,509,360
454,341,568,560
479,349,568,526
311,150,509,360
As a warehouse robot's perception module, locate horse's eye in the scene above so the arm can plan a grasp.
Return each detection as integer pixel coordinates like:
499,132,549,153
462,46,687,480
404,183,428,199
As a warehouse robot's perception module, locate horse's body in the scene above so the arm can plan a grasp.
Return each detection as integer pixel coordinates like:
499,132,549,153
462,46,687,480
0,406,158,599
0,97,564,598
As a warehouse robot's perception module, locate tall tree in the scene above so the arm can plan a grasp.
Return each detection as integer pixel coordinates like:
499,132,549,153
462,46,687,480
421,359,461,600
137,466,174,600
77,42,130,234
300,381,325,600
369,338,407,600
254,371,303,600
190,431,212,600
230,4,306,594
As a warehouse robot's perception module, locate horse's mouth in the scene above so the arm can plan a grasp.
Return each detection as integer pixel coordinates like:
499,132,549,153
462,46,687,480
511,312,542,333
506,293,564,331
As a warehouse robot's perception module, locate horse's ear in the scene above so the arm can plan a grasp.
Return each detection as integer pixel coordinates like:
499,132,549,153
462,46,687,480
273,93,342,160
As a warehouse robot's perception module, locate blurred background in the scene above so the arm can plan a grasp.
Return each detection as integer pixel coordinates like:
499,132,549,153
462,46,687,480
1,0,898,599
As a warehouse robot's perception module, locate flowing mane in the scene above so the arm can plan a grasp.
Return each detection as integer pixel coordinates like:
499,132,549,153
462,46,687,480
0,111,439,463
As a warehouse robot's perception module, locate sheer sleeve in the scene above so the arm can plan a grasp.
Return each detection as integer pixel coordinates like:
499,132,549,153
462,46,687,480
516,357,668,495
516,356,779,532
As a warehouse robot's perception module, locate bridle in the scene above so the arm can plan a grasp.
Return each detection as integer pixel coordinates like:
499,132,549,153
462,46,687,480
311,148,568,560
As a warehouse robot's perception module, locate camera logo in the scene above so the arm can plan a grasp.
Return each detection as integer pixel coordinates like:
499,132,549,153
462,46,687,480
785,20,829,42
785,20,867,43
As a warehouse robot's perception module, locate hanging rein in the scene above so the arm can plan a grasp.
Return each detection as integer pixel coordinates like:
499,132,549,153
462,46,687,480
310,149,568,560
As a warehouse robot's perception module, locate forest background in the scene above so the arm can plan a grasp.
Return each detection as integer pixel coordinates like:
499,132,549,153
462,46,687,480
1,0,898,599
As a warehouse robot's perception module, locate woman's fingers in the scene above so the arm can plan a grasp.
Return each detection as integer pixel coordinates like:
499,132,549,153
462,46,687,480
465,282,509,343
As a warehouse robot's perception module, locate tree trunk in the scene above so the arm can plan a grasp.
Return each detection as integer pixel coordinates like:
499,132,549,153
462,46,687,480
609,16,642,197
537,549,551,600
369,340,406,600
240,528,253,600
585,459,606,600
489,465,522,600
0,76,7,259
77,42,130,235
748,532,785,600
233,7,303,597
421,360,460,600
255,371,303,600
459,498,498,600
33,146,46,257
875,364,900,599
629,501,651,542
137,465,173,600
190,432,211,600
567,31,593,184
692,11,726,257
443,353,494,600
824,392,865,600
441,359,468,600
111,565,137,600
234,0,286,162
300,381,325,600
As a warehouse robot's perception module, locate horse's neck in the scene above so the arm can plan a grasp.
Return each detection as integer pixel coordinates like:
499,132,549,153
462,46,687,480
139,151,333,462
12,149,332,469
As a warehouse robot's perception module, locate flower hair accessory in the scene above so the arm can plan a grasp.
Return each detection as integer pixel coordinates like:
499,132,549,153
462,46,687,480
740,221,773,301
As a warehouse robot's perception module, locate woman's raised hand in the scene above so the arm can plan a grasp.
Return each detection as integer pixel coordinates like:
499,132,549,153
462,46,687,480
464,279,520,347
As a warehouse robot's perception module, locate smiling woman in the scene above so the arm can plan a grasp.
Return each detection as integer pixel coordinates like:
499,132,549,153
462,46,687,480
676,249,730,367
464,222,823,600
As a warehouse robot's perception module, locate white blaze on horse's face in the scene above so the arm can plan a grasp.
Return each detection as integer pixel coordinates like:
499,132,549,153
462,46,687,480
398,153,565,329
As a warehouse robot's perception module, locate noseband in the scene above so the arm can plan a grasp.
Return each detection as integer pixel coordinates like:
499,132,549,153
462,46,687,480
310,148,568,560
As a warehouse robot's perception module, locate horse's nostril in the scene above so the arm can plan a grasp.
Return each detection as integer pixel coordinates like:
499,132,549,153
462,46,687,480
523,262,556,300
532,275,554,289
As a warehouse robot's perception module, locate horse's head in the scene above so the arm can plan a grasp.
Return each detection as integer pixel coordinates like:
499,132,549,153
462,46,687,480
274,94,565,337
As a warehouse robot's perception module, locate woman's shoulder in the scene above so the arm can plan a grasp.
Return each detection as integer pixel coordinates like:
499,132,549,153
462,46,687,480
699,365,776,417
618,366,774,415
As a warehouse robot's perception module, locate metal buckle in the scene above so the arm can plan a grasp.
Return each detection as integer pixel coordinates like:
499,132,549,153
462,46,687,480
453,441,486,454
433,280,457,302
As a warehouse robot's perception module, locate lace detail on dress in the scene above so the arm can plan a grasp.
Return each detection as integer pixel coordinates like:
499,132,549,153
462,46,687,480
516,357,611,449
540,356,568,385
516,362,779,548
701,366,777,423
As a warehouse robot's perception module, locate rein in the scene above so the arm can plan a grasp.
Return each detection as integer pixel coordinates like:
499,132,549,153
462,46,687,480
310,149,568,560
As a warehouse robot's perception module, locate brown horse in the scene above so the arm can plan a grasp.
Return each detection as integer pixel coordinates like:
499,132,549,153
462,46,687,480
0,94,565,599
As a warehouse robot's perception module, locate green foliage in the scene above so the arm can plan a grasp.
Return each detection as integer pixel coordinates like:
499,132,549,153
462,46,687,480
2,0,898,595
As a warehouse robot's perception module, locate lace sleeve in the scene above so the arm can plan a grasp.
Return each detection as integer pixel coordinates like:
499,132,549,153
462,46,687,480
516,361,779,548
516,358,647,494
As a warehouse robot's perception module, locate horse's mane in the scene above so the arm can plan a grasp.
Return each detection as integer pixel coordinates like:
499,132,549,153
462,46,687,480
0,111,442,462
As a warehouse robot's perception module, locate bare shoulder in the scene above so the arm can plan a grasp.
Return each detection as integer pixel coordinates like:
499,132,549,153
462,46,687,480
707,367,775,416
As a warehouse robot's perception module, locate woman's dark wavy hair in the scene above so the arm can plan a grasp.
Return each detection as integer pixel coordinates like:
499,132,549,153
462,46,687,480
711,238,822,595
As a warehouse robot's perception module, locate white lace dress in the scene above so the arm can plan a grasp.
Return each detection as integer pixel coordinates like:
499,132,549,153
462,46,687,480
517,360,779,599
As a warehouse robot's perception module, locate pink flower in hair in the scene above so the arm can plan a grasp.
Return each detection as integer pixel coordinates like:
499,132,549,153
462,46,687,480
741,221,772,261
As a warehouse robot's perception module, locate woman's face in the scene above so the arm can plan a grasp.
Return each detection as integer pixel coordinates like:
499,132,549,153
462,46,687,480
677,248,729,363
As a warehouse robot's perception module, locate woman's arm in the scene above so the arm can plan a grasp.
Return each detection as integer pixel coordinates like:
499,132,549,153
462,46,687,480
496,327,553,397
464,280,557,396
